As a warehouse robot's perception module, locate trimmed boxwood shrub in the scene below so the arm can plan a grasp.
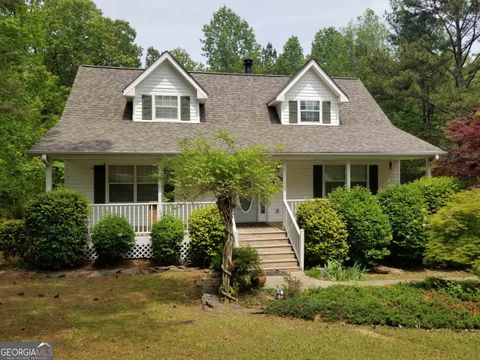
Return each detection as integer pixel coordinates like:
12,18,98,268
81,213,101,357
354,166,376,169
0,219,26,261
24,189,89,270
329,187,391,267
409,176,460,214
151,215,184,265
91,214,135,264
424,189,480,270
188,205,226,268
296,199,349,266
378,184,428,262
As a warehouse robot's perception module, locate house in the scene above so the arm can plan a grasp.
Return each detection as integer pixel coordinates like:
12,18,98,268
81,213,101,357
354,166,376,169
30,52,444,271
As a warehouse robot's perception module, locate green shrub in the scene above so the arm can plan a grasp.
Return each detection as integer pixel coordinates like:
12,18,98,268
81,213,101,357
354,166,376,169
328,187,391,267
151,215,184,265
231,246,262,294
25,189,89,270
265,281,480,329
91,215,135,264
0,219,26,261
409,176,460,214
305,267,322,279
188,205,226,268
296,199,349,266
424,189,480,270
323,260,366,281
377,184,428,262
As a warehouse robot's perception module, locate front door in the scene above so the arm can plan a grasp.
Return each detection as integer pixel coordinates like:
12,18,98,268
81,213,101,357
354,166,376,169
235,196,258,223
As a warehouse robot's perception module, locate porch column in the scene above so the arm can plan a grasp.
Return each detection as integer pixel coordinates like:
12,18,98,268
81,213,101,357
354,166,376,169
157,163,164,219
282,161,287,201
43,154,52,192
345,161,351,189
425,158,432,177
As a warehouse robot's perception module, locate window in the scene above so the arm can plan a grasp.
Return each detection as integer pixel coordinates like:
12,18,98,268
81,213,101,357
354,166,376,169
351,165,368,188
108,165,158,203
324,165,345,195
322,101,331,124
155,95,178,120
136,165,158,202
142,95,152,120
109,165,134,203
300,100,320,122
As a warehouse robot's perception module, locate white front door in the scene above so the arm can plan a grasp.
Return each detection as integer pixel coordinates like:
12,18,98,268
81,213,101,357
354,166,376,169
235,196,258,223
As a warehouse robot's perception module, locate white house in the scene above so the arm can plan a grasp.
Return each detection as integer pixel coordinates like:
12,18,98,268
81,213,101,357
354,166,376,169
30,52,444,271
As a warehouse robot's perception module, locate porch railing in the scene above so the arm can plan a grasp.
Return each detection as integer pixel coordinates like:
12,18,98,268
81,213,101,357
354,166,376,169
89,201,216,235
286,199,308,218
282,199,305,270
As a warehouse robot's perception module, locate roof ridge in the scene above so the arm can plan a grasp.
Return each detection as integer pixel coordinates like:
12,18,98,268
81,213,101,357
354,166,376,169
80,64,143,70
190,71,290,78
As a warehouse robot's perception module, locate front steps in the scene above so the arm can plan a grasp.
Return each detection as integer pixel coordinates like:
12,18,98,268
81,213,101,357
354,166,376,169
237,223,301,272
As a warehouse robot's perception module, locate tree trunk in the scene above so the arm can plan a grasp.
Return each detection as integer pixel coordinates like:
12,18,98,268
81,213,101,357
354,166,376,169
216,196,236,300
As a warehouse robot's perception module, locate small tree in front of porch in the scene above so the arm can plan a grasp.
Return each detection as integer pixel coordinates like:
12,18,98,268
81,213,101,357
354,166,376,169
164,131,281,299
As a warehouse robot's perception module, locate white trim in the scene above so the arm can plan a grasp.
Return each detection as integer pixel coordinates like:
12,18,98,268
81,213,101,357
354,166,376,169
123,52,208,100
238,197,253,213
268,60,349,106
154,94,180,121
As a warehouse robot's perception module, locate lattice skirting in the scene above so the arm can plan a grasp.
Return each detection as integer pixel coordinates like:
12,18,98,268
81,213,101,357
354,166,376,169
84,235,191,263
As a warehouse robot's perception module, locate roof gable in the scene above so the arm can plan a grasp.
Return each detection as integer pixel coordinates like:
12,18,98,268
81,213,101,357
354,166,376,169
268,59,349,105
122,52,208,100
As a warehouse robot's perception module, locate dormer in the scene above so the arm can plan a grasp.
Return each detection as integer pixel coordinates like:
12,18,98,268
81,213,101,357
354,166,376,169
268,60,348,126
123,52,208,123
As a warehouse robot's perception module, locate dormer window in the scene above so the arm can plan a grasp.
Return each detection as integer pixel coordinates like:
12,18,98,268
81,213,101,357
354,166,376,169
155,96,178,120
292,100,332,124
300,100,320,122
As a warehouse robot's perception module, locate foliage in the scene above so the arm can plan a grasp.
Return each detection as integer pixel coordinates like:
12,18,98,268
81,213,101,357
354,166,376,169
328,187,391,266
296,199,349,266
150,215,184,265
0,219,26,261
265,280,480,329
282,274,303,299
434,109,480,185
169,47,205,71
145,46,160,67
422,277,480,302
231,246,262,294
164,132,281,298
187,205,226,268
91,214,135,265
378,184,429,262
323,260,367,281
258,42,277,74
409,176,460,214
24,189,89,269
275,36,304,75
304,267,322,279
424,189,480,271
201,6,261,73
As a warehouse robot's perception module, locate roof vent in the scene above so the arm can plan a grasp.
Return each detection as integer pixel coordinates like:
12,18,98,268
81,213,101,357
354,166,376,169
243,59,253,74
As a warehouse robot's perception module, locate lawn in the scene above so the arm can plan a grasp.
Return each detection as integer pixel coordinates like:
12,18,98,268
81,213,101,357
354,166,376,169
1,271,479,360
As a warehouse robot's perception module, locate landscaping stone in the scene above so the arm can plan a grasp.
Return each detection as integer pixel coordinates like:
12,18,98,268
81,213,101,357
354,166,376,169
201,293,223,310
87,271,103,278
120,268,140,276
98,269,121,276
0,270,7,277
372,266,404,275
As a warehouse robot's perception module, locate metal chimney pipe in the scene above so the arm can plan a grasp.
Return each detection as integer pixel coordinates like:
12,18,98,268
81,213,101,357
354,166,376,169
243,59,253,74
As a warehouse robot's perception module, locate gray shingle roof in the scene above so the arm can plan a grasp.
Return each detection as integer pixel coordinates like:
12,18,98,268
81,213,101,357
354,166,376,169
30,65,443,157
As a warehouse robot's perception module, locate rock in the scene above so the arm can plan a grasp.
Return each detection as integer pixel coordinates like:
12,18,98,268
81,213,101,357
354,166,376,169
155,266,171,272
87,271,103,278
98,269,121,276
49,272,66,279
201,293,223,311
372,266,404,275
120,268,140,276
0,270,7,277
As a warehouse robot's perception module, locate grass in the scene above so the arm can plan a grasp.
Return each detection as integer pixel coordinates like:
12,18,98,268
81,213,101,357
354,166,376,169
366,268,475,281
1,271,480,359
265,278,480,329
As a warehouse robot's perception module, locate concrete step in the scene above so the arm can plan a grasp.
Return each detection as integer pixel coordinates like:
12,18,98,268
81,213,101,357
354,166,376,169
260,259,299,269
239,235,289,242
259,251,297,261
238,232,288,240
244,243,294,253
240,239,291,247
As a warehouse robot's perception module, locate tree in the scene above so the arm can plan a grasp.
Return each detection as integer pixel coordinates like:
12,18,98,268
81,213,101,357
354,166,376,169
169,48,205,71
145,46,160,67
275,36,305,75
434,108,480,184
164,132,281,299
201,6,261,73
258,42,278,74
310,27,351,76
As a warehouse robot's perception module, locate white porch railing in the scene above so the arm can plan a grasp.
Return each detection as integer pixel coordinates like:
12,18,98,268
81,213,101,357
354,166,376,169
286,199,308,218
232,214,239,248
89,201,216,235
282,199,305,270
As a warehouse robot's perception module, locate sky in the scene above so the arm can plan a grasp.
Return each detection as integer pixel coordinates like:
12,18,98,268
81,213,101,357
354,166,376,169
94,0,391,65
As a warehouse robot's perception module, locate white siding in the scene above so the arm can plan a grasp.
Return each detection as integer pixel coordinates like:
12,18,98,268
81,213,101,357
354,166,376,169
64,160,95,203
280,68,340,125
132,62,199,122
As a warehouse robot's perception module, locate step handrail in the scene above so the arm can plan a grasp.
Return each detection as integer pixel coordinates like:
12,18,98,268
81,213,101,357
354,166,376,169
232,214,239,248
282,199,305,270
